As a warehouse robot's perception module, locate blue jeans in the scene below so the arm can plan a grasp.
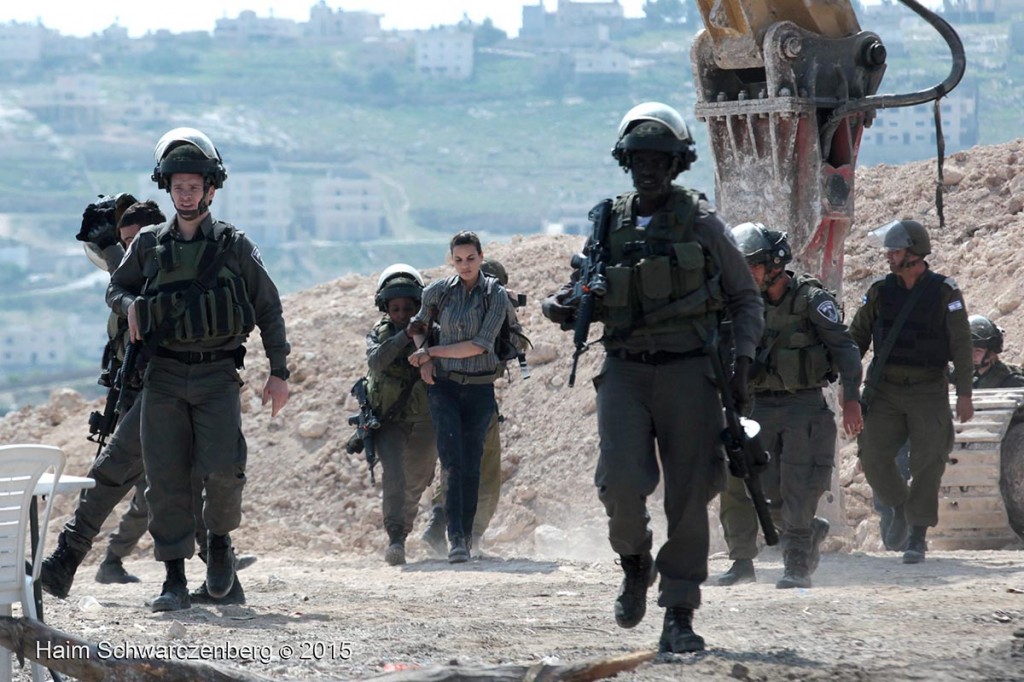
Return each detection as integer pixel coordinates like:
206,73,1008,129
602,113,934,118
427,378,496,544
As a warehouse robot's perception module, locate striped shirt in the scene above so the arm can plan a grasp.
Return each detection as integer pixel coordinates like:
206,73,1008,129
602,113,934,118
412,273,510,376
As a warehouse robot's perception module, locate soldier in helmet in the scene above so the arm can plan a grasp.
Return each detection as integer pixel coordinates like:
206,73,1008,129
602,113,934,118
715,223,863,589
969,315,1024,389
541,102,763,652
365,264,439,565
108,128,290,611
850,219,973,565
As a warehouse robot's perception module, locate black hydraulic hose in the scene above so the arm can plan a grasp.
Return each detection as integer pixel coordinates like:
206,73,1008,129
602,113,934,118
819,0,966,159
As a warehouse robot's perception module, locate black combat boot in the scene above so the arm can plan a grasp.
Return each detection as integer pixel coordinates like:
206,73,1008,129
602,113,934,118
715,558,755,586
94,551,140,584
421,505,447,558
206,533,236,599
902,525,928,564
150,559,190,612
885,503,909,552
191,577,246,605
658,607,705,653
385,528,407,566
614,552,656,629
807,517,830,574
776,549,812,589
40,533,88,599
448,535,469,564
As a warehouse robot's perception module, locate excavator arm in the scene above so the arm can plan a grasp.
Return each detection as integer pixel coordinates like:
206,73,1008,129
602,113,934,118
691,0,965,292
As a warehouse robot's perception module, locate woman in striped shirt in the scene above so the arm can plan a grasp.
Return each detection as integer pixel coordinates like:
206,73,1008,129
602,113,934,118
408,231,509,563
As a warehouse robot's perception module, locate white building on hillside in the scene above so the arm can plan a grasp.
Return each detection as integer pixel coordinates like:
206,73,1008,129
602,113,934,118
414,28,474,80
311,172,386,241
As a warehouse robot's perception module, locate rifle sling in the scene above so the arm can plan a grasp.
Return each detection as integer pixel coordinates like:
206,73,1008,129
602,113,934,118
862,272,940,406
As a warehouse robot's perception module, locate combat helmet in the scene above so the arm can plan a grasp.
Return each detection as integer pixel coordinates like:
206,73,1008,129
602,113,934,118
871,219,931,257
731,222,792,269
969,314,1004,353
612,102,697,173
481,259,508,286
375,263,425,312
151,127,227,190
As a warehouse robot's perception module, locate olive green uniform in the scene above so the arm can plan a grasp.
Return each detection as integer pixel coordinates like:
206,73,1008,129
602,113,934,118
850,269,972,528
107,216,289,561
975,360,1024,390
584,187,763,610
719,273,862,559
366,318,438,538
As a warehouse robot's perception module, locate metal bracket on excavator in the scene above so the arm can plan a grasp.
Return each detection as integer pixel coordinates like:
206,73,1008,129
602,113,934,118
691,0,887,292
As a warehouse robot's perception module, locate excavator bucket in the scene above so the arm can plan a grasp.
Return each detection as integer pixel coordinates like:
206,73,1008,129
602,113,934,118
691,0,887,292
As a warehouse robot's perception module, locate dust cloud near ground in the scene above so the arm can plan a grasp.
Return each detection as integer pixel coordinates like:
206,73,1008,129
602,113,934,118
2,138,1024,679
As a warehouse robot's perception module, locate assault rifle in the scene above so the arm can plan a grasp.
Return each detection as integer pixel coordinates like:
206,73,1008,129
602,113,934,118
704,327,779,546
346,377,381,484
86,340,140,457
566,198,612,387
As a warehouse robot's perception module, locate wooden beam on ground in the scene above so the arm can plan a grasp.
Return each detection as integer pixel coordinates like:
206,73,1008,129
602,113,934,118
367,651,658,681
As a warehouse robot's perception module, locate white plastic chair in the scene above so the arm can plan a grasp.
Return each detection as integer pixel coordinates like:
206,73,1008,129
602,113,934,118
0,444,65,682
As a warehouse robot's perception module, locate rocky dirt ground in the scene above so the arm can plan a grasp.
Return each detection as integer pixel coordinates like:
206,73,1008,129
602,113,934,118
3,137,1024,679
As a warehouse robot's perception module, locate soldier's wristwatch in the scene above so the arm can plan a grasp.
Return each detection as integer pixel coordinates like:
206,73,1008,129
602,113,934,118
270,367,290,381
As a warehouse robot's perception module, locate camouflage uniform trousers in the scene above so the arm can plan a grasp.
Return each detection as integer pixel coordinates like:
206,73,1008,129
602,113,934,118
857,376,954,527
142,357,246,561
595,355,727,610
378,418,439,537
718,389,837,559
430,411,501,539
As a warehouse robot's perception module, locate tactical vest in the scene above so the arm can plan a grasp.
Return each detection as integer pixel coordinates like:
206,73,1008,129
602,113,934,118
975,361,1024,389
872,271,949,368
135,224,256,344
752,274,837,393
598,187,724,341
366,318,428,421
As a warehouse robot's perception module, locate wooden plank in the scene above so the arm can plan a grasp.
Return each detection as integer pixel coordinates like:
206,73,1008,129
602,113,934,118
937,496,1009,513
934,510,1011,530
939,465,999,487
947,451,1001,467
940,484,1000,496
954,432,1005,444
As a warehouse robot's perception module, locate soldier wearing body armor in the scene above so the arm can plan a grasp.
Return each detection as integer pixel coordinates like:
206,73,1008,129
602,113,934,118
850,219,973,564
41,198,159,599
716,224,863,589
420,259,521,556
366,264,439,565
541,102,763,653
107,128,290,611
970,315,1024,389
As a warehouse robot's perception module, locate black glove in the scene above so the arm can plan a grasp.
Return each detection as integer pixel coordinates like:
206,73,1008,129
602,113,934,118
730,356,752,416
541,293,575,326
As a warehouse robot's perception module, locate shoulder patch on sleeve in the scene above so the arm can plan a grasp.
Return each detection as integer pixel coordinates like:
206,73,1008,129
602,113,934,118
816,299,841,324
948,299,964,312
251,245,267,271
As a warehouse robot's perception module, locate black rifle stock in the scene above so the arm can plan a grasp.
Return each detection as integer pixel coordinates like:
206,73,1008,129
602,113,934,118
86,341,139,457
567,198,612,387
704,328,779,546
346,377,381,484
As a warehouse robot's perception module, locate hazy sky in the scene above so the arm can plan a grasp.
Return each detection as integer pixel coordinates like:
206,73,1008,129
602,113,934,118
3,1,650,38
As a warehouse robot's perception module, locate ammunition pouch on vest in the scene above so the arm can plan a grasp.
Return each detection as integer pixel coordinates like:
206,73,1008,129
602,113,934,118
366,319,427,421
598,187,723,342
135,226,256,344
752,274,838,393
872,272,948,368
